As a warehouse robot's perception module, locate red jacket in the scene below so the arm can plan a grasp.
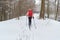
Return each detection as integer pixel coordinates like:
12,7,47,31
27,9,33,17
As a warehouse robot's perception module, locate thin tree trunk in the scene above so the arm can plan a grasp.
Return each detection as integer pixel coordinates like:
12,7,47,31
55,0,56,2
55,0,59,20
47,0,49,18
55,0,57,20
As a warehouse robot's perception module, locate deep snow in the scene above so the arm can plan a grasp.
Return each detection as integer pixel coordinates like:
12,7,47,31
0,14,60,40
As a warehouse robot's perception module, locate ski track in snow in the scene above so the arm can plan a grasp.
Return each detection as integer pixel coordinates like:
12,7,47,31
17,16,60,40
0,14,60,40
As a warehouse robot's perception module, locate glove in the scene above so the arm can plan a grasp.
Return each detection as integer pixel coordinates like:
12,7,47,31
33,17,34,19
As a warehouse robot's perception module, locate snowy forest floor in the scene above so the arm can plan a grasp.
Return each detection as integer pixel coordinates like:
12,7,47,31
0,14,60,40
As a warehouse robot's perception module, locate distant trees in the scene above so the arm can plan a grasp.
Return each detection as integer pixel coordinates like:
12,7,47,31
15,0,35,19
1,0,60,21
0,0,8,21
0,0,35,21
0,0,18,21
39,0,60,21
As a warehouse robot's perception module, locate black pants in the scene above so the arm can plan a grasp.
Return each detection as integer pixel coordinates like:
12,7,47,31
28,17,32,27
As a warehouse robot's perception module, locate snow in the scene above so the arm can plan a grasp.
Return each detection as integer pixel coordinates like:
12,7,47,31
0,14,60,40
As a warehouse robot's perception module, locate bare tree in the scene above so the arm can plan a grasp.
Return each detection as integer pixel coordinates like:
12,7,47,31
39,0,45,19
15,0,35,20
55,0,59,20
54,0,57,20
47,0,49,18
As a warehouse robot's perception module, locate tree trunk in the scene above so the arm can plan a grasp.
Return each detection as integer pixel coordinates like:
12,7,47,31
47,0,49,18
55,0,59,20
39,0,45,19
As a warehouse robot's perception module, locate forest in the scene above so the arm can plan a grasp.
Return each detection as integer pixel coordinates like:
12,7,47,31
0,0,60,21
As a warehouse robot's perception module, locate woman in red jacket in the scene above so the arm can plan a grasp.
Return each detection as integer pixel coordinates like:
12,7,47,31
27,8,34,29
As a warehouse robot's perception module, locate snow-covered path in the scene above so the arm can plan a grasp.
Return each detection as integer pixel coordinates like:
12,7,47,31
0,14,60,40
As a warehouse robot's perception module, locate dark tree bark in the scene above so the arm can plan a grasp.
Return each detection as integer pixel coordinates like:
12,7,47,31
39,0,45,19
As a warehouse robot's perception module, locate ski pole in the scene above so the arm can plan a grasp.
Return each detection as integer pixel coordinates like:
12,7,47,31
33,18,37,29
26,16,27,27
